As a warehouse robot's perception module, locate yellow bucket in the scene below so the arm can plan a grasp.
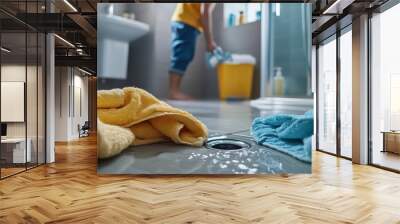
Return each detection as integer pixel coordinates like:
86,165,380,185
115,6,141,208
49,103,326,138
217,63,254,100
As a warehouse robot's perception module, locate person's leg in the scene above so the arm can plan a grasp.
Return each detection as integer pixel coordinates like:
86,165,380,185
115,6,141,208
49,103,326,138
169,72,193,100
169,22,199,100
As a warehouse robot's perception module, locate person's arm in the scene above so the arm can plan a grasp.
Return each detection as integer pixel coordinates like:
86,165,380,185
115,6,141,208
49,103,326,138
200,3,217,52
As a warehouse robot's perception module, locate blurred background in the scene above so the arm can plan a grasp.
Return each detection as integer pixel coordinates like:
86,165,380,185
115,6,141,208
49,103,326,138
97,3,312,100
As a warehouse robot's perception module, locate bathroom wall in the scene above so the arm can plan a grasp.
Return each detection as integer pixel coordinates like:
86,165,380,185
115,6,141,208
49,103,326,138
102,3,262,99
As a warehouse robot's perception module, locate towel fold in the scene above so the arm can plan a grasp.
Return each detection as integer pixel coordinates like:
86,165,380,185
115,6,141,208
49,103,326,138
97,87,208,158
251,110,313,163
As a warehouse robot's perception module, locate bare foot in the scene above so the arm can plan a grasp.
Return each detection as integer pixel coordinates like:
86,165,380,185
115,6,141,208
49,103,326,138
169,91,195,100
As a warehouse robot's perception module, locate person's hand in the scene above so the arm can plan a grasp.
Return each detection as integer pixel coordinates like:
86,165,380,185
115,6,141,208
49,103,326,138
207,40,217,52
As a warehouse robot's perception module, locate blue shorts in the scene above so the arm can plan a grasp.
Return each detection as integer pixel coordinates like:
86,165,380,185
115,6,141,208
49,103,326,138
169,21,200,76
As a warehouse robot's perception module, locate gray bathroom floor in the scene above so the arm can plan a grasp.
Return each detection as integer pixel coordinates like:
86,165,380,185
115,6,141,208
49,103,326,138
98,100,312,174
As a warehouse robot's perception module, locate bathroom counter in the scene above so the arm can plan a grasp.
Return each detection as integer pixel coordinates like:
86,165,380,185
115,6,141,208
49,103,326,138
98,100,312,174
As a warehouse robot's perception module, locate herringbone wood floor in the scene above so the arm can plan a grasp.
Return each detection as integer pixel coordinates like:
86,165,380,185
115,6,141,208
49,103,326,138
1,135,400,224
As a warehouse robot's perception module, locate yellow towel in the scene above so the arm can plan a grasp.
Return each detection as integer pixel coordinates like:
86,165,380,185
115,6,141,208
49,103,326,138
97,119,134,159
97,87,208,158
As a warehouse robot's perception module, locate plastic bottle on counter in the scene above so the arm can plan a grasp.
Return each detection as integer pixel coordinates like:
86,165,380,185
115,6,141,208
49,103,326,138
256,11,261,21
238,11,245,25
228,13,236,27
273,67,286,96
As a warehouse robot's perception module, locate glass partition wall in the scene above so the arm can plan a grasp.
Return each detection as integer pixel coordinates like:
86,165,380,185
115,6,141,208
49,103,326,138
370,2,400,172
262,3,312,98
0,1,46,179
316,26,352,159
339,27,352,159
317,35,337,155
315,1,400,171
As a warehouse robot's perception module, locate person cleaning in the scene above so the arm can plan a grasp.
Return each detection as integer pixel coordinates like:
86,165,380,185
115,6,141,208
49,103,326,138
169,3,217,100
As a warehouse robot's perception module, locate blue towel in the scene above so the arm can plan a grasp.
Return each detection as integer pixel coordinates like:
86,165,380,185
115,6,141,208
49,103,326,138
205,47,232,68
251,110,313,163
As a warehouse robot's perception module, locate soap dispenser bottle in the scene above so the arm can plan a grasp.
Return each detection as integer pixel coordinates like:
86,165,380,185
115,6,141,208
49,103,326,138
228,13,235,27
274,67,285,96
238,11,245,25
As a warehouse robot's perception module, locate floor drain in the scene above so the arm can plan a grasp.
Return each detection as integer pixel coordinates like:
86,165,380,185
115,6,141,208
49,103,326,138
206,139,251,150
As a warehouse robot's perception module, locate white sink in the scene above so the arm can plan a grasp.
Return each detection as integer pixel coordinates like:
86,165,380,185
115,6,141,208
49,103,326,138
98,15,150,79
98,15,149,41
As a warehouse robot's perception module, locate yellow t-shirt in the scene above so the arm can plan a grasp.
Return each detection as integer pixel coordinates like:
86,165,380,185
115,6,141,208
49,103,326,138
171,3,203,32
